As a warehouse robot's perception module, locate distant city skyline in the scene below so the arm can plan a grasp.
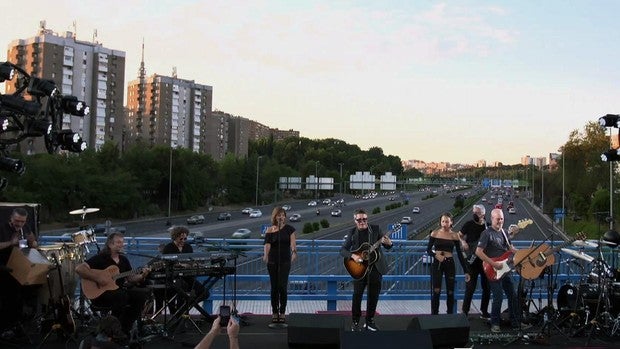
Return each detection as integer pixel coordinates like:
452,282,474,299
1,1,618,165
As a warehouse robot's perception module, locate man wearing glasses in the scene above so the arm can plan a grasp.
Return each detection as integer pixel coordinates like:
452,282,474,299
340,208,393,331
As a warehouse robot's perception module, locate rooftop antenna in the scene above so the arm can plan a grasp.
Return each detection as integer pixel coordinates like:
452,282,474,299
93,29,98,43
72,20,77,39
172,66,177,78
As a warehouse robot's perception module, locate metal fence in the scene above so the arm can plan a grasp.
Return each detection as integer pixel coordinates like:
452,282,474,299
40,236,617,311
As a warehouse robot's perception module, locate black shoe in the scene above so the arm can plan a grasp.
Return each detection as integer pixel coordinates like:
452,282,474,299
351,320,361,332
364,319,378,331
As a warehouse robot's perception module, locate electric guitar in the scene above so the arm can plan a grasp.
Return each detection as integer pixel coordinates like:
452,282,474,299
81,262,160,300
482,219,534,281
516,232,586,280
462,219,532,264
343,223,401,280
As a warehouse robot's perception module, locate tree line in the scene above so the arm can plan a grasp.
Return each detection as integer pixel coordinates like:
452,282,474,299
0,136,408,223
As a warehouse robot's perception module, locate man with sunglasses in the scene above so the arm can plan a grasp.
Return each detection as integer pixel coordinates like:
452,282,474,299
340,208,393,331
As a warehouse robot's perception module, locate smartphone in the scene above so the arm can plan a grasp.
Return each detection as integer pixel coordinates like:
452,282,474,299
219,305,231,327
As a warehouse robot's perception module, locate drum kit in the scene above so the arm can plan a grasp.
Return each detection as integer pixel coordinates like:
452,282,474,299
555,238,620,338
7,207,101,330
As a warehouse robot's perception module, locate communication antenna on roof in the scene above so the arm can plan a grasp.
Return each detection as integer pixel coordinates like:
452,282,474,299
72,20,77,39
39,20,46,30
172,66,177,78
93,29,98,43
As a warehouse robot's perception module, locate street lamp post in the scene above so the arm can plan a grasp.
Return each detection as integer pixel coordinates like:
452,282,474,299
255,156,263,206
315,161,319,200
338,162,344,195
166,145,173,226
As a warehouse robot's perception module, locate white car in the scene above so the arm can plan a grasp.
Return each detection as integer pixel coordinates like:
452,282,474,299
241,207,253,214
401,216,412,225
289,213,302,222
508,207,516,214
231,228,251,239
307,200,317,206
282,204,292,211
412,207,420,213
249,210,262,218
330,209,342,217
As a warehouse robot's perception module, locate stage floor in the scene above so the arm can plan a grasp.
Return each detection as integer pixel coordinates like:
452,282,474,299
2,313,619,348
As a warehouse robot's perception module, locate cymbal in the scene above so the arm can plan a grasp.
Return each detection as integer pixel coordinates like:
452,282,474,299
561,248,594,263
572,240,598,248
69,207,100,215
598,239,618,246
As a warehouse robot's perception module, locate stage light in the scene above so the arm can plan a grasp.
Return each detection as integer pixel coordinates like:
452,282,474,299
27,119,52,136
601,149,620,162
0,62,14,82
61,96,89,116
56,130,87,152
27,77,58,97
0,117,9,131
0,94,41,116
0,156,25,175
599,114,620,128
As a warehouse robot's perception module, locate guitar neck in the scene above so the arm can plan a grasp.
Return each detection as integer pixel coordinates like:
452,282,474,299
114,268,143,281
544,237,578,257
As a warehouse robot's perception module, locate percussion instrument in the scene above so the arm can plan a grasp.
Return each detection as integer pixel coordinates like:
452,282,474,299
36,243,84,312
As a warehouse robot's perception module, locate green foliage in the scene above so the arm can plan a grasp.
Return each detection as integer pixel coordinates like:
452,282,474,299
372,207,381,214
312,222,320,231
453,194,465,210
302,223,314,234
320,219,330,228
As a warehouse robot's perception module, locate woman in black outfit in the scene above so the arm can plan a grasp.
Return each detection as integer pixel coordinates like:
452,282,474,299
263,206,297,323
427,212,470,315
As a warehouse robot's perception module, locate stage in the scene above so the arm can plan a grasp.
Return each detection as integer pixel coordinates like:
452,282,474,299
2,312,618,349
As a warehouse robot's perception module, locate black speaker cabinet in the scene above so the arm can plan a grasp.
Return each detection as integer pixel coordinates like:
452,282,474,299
288,313,344,347
407,314,470,348
340,330,433,349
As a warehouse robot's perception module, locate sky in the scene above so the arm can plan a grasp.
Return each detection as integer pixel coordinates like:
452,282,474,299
1,0,619,165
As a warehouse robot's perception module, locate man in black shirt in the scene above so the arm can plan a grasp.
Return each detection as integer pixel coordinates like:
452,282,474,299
0,208,38,334
340,208,392,332
459,204,490,319
75,232,151,334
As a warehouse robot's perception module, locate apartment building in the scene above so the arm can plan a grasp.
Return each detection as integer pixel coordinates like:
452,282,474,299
5,23,125,153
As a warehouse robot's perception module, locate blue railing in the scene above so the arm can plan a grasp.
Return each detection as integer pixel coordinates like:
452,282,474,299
40,236,615,312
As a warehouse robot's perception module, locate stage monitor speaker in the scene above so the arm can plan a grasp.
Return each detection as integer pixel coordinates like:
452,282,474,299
7,247,52,285
340,330,433,349
287,313,344,347
407,313,470,348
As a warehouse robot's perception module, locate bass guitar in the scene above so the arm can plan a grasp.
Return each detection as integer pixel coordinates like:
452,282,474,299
343,223,401,280
482,219,533,281
516,232,586,280
81,263,159,300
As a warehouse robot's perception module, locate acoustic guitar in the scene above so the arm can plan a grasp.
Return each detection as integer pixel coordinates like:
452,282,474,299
482,219,533,281
81,263,159,300
343,223,401,280
516,232,586,280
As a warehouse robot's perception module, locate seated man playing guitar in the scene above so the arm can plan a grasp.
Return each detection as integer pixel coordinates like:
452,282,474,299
475,208,521,333
75,232,151,334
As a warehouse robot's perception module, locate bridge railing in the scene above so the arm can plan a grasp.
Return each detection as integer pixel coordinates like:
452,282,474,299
40,236,610,312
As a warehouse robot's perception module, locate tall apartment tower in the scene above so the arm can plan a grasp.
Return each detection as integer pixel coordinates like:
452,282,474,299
125,71,213,153
5,23,125,153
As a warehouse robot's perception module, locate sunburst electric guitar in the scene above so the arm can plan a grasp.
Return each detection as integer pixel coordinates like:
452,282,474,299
343,223,401,280
482,219,533,281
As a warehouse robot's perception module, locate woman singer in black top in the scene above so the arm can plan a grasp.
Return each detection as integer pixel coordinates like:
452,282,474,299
427,212,470,315
263,206,297,323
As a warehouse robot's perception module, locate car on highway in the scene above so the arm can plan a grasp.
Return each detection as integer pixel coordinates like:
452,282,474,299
241,207,253,214
508,207,516,214
231,228,252,239
307,200,317,206
187,215,205,225
249,209,263,218
189,231,208,243
282,204,292,211
412,207,420,214
330,209,342,217
217,212,232,221
401,216,413,225
322,199,332,205
289,213,302,222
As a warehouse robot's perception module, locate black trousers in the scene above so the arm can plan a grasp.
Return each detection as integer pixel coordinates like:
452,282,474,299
267,262,290,314
0,271,22,330
431,257,456,315
462,258,490,315
352,267,382,321
92,286,151,333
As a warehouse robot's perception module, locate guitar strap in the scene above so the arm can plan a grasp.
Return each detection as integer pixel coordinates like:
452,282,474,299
367,225,375,273
500,228,511,250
